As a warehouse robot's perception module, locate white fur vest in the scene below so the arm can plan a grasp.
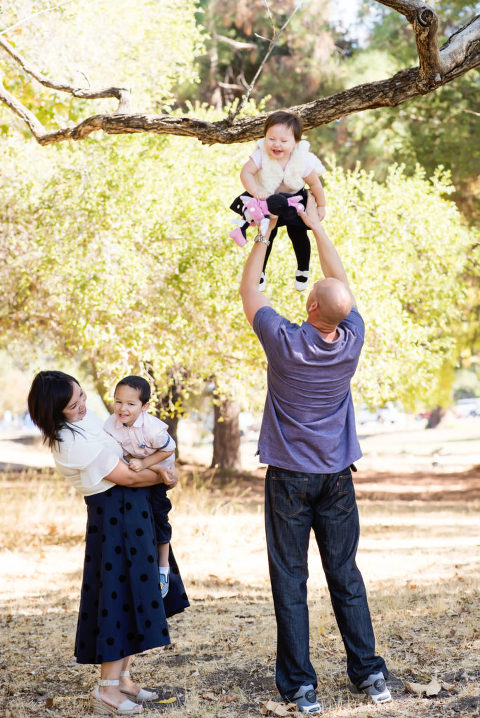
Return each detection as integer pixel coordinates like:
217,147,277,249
255,139,322,195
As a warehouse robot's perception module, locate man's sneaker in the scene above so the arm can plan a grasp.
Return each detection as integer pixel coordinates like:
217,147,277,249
258,272,266,292
291,684,322,714
349,672,391,704
159,571,170,599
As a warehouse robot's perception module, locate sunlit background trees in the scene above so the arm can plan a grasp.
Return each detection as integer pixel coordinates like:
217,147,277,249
1,0,479,467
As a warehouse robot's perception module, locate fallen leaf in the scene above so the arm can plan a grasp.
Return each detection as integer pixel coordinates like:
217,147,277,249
441,681,457,692
405,678,442,697
219,694,239,704
200,692,216,701
261,699,297,716
45,698,54,708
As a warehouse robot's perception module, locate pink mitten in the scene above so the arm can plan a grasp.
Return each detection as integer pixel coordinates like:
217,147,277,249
230,227,248,247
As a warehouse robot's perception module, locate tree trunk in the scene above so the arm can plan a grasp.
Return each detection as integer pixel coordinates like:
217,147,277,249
426,404,445,429
211,395,241,471
151,368,186,457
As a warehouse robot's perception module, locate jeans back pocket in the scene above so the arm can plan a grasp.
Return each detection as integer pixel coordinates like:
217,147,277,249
336,471,355,513
269,470,308,519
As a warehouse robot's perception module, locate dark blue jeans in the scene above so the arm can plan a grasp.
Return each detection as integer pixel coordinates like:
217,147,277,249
150,484,172,545
265,465,387,699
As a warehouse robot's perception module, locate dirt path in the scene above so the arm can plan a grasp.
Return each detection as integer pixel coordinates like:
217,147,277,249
1,439,479,717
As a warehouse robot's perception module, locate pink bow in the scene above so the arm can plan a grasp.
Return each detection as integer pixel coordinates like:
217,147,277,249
287,195,305,213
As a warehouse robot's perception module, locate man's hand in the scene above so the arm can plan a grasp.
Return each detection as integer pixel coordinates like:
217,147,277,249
298,193,322,230
129,458,144,472
317,205,326,222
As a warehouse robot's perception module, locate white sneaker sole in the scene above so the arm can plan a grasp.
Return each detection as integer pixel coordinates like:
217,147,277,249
349,684,392,704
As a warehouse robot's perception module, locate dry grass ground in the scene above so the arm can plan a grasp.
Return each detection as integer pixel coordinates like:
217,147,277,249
0,464,479,718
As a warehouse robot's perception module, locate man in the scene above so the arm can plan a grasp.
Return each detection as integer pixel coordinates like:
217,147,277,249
239,195,390,715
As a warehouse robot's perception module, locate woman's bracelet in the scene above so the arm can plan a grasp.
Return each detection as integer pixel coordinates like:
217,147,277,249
254,234,270,247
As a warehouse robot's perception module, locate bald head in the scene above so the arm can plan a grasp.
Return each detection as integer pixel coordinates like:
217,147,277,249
307,278,353,328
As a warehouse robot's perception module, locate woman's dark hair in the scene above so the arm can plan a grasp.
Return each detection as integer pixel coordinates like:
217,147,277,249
263,110,303,142
115,376,151,405
27,370,79,449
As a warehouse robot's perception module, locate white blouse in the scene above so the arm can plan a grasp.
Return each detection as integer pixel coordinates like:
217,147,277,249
53,410,123,496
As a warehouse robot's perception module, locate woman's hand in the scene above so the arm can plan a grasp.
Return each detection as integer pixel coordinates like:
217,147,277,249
105,460,166,487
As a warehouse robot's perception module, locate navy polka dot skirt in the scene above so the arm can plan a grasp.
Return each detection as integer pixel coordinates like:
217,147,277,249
74,485,189,664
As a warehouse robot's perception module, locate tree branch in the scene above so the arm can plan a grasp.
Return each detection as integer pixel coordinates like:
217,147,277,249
0,35,131,112
376,0,442,89
227,0,303,123
0,76,45,137
0,6,479,146
216,34,257,52
0,0,74,37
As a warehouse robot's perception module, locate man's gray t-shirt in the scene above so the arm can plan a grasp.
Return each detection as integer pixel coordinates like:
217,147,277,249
253,305,364,473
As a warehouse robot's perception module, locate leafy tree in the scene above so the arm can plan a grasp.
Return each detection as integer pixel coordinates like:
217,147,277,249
319,1,480,219
1,0,478,460
1,1,479,150
0,131,475,423
190,0,338,109
1,0,203,114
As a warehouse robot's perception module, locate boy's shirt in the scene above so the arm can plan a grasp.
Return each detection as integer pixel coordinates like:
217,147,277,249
103,411,175,462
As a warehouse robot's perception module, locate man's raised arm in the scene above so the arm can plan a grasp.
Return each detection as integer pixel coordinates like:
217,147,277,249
298,194,355,305
239,217,277,327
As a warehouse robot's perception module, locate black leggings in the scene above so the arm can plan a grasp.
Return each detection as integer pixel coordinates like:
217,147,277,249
263,224,311,274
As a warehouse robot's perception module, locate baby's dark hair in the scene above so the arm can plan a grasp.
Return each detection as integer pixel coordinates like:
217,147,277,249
115,375,151,405
263,111,303,142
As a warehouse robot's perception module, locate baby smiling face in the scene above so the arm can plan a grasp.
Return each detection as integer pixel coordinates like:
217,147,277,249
264,123,298,163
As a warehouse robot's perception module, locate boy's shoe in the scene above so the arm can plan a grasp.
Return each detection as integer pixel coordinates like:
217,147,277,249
349,672,391,704
159,571,170,599
258,272,266,292
295,269,309,291
291,685,322,714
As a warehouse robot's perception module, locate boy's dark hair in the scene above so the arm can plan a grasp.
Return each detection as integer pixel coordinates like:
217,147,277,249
27,370,80,449
116,375,151,405
263,111,303,142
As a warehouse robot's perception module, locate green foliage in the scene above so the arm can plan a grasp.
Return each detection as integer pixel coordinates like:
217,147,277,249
181,0,338,109
0,128,474,412
269,163,473,409
0,2,477,414
1,0,204,124
319,2,480,221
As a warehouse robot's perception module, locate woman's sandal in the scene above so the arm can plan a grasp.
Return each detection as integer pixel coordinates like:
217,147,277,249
92,679,143,715
119,670,159,701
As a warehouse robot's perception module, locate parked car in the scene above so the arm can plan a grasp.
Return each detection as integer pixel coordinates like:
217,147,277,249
454,398,480,418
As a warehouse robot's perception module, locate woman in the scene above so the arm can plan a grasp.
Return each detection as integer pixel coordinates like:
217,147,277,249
28,371,189,715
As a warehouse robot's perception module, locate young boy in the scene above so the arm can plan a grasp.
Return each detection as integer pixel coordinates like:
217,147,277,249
104,375,177,598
